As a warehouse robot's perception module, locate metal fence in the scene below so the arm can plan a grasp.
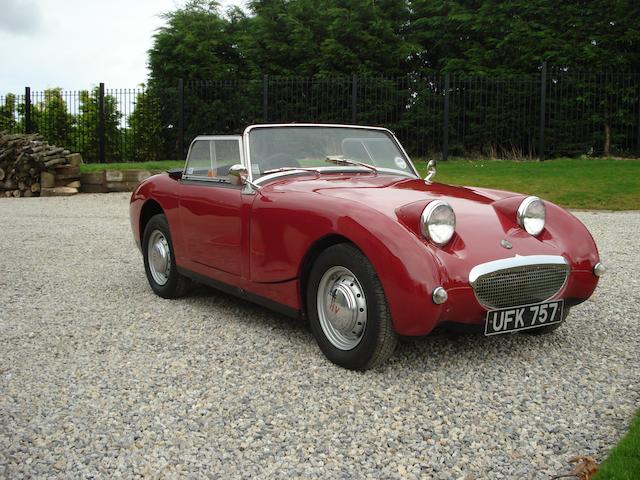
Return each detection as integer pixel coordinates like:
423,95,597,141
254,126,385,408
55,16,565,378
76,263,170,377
1,66,639,162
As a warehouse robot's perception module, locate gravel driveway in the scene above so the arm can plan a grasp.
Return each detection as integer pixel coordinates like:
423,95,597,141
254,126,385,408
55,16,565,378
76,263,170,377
1,193,638,479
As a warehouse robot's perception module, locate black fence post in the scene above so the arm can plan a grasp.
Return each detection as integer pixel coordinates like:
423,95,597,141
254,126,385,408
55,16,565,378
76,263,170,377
178,78,184,159
98,82,105,164
24,87,32,134
442,73,450,161
351,74,358,124
263,75,269,123
539,62,547,161
637,84,640,157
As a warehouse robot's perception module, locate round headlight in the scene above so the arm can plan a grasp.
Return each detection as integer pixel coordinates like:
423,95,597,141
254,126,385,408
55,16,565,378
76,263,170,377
517,196,546,236
421,200,456,246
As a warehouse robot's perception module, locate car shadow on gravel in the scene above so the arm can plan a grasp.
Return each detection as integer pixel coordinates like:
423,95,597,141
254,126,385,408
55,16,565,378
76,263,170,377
186,284,311,333
183,283,580,373
388,320,579,374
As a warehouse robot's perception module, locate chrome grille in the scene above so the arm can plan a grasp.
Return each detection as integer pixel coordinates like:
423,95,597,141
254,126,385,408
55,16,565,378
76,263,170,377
470,259,569,309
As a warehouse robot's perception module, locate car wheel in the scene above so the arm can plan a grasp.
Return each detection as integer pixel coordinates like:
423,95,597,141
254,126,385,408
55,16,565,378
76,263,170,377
142,214,191,298
307,243,397,370
521,307,571,335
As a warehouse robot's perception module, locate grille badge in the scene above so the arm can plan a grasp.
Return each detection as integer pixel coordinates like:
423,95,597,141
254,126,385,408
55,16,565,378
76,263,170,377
500,239,513,249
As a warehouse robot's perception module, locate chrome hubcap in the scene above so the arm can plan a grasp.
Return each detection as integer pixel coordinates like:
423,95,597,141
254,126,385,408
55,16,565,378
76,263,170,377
148,230,170,286
317,266,367,350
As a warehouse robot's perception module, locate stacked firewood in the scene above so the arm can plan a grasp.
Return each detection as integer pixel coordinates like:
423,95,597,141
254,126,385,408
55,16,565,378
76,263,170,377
0,132,82,197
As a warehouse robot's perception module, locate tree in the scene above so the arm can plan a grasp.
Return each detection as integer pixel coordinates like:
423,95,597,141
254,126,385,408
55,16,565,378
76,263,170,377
407,0,640,74
31,88,74,147
129,88,163,161
0,94,18,132
405,0,640,156
244,0,415,77
75,87,122,162
148,1,247,86
147,0,250,157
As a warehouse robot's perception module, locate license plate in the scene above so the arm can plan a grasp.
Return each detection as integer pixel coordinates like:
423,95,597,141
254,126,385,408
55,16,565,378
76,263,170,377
484,300,564,336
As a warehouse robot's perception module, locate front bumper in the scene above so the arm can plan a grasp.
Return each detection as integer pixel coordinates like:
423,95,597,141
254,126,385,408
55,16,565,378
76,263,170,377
432,256,599,329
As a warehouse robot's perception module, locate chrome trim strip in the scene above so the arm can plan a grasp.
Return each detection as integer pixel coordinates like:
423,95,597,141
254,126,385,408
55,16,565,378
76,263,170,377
468,255,568,286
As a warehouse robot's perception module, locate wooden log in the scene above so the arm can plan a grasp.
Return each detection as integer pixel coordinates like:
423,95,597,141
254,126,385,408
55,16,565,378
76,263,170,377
66,153,83,166
4,191,12,197
106,181,143,192
44,157,66,168
43,147,65,157
12,189,21,197
31,183,40,193
121,170,156,183
0,167,4,180
80,184,109,193
65,180,81,189
40,186,78,197
53,165,80,179
40,171,55,188
80,172,105,185
1,179,17,190
23,189,33,198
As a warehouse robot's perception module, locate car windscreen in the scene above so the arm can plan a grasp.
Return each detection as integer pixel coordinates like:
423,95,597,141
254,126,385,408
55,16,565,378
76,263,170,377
248,127,414,178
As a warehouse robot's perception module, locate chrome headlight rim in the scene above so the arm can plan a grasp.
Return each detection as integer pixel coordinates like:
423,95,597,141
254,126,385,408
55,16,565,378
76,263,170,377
517,196,546,236
420,200,456,246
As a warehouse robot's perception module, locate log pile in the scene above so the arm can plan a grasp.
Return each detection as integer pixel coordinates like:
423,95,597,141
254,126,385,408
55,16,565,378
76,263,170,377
0,132,82,198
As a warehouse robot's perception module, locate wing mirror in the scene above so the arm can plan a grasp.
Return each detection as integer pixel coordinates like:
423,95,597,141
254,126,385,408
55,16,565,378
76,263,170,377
425,160,437,182
228,164,261,194
167,168,183,180
228,164,249,186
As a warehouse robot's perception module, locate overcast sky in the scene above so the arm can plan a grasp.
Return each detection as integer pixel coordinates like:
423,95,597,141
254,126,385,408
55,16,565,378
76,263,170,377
0,0,242,94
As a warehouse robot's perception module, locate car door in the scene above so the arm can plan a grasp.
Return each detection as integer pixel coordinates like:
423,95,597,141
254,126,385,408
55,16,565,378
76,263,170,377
179,136,244,276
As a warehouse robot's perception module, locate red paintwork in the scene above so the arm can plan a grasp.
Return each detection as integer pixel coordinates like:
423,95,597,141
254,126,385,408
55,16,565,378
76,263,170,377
130,170,600,336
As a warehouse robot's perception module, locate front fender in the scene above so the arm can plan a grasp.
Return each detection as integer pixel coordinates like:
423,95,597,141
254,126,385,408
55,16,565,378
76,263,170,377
250,189,444,335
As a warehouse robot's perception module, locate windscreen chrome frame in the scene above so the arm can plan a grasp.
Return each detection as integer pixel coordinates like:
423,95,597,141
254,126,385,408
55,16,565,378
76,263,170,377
242,124,420,185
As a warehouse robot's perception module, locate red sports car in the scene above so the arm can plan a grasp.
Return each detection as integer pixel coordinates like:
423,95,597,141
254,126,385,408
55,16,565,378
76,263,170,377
130,124,604,370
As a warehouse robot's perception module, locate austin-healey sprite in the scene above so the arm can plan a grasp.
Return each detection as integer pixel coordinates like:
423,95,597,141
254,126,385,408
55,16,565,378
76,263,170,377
130,124,604,370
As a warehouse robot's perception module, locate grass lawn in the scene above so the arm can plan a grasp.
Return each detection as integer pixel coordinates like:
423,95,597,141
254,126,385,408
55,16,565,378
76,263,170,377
413,158,639,211
80,157,639,210
594,410,640,480
80,160,183,173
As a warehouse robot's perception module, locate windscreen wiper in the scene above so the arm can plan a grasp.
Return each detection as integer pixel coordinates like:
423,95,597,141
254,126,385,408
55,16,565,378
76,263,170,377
325,155,378,174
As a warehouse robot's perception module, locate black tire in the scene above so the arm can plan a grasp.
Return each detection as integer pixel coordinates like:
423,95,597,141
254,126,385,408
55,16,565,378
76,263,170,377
521,307,570,335
307,243,397,370
142,214,191,299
